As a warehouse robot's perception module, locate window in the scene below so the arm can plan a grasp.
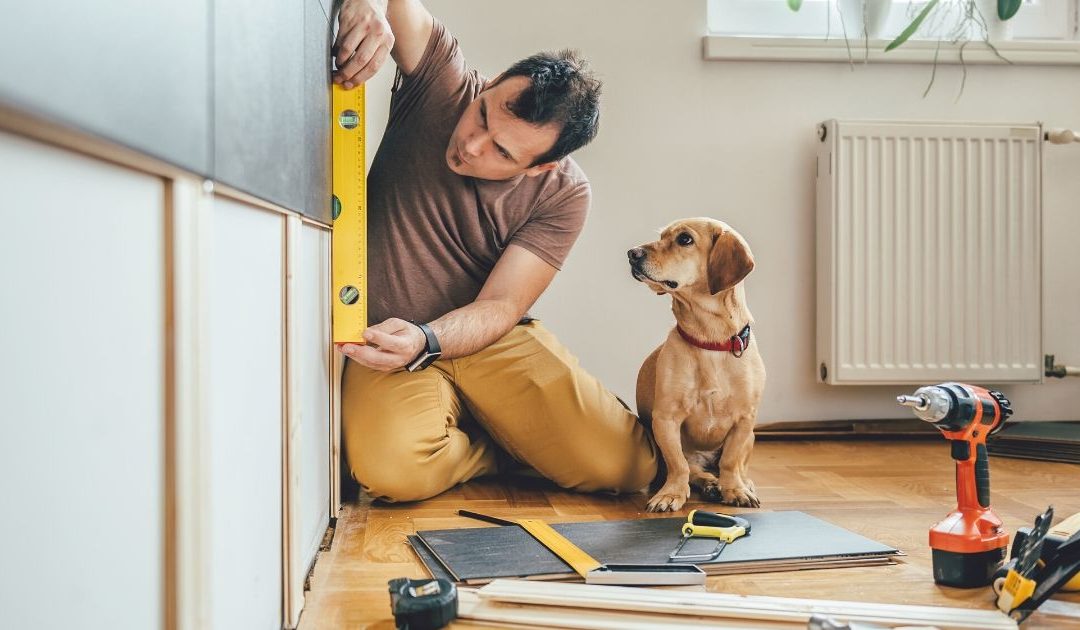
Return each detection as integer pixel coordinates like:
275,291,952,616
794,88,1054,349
707,0,1078,41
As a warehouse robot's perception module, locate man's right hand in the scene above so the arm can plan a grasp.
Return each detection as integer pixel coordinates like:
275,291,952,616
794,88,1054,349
333,0,395,88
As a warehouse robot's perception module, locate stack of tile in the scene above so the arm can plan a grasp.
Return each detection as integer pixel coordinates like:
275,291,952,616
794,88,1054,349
988,421,1080,464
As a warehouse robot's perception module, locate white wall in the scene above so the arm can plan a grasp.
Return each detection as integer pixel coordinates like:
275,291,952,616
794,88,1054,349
367,0,1080,422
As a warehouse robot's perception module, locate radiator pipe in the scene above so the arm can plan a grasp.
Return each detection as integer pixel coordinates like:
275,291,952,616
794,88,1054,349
1045,354,1080,378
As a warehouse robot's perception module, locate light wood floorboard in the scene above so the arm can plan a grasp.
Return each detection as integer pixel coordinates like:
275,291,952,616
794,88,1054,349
300,439,1080,629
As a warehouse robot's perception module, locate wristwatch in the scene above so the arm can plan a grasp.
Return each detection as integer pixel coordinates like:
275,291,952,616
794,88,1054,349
406,322,442,372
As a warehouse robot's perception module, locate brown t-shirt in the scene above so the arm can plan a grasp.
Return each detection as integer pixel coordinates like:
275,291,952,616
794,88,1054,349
365,20,590,325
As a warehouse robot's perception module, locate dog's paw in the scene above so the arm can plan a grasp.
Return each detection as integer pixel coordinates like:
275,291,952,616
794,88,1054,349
701,481,723,502
646,484,690,512
721,485,760,508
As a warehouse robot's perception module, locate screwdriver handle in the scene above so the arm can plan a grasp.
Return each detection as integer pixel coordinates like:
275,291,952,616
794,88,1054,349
689,509,751,531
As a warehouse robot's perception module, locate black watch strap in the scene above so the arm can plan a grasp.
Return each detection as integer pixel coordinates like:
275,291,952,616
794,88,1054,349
406,322,441,372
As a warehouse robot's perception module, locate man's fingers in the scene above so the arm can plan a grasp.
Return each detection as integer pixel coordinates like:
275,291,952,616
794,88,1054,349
336,35,381,85
352,45,390,85
340,344,399,371
362,328,411,353
334,23,367,70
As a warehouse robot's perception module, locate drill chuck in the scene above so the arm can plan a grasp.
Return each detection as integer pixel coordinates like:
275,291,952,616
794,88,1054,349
896,386,954,424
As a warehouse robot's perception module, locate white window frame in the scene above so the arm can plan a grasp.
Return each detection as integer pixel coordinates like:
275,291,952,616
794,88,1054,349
706,0,1078,41
704,0,1080,64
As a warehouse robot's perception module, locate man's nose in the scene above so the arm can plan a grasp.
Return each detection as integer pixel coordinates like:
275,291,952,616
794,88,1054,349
463,134,485,157
627,247,646,262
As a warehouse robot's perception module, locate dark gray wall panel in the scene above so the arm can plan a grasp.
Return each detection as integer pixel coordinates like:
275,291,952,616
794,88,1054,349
214,0,307,211
304,0,333,223
0,0,211,174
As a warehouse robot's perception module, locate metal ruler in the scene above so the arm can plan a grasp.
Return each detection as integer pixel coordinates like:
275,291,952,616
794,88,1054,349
331,83,367,344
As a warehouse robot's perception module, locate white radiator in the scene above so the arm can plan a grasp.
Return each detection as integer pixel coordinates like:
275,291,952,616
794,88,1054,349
816,120,1043,385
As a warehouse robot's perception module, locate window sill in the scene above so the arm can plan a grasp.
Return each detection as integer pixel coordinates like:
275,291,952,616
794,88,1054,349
702,35,1080,65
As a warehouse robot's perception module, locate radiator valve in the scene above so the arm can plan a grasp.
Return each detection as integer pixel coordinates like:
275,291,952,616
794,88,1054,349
1045,354,1080,378
1045,129,1080,145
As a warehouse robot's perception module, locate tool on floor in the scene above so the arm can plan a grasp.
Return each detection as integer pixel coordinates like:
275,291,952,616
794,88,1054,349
995,506,1080,622
898,382,1012,588
331,83,368,344
458,510,707,586
668,509,750,562
1005,509,1080,592
388,577,458,630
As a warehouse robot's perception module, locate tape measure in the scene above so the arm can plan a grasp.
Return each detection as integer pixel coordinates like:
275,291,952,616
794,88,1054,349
331,83,368,344
387,577,457,630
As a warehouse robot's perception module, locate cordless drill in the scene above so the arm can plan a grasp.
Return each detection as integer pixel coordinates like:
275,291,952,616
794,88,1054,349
898,382,1013,588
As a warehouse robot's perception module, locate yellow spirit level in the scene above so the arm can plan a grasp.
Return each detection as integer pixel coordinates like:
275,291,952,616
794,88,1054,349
331,84,367,344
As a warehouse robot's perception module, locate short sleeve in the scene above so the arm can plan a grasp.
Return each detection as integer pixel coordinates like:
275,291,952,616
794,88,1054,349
509,181,590,270
389,20,471,122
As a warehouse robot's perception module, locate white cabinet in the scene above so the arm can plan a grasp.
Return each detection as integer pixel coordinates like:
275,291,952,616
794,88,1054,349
205,197,286,630
0,130,337,630
0,131,166,630
284,219,333,625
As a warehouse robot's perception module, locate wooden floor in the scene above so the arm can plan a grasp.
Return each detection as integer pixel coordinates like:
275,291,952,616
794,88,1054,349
300,439,1080,629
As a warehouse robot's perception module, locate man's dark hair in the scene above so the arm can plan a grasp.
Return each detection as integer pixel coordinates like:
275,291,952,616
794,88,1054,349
495,50,601,166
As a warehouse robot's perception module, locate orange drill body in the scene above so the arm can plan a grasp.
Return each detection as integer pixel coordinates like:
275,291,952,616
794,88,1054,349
899,382,1013,587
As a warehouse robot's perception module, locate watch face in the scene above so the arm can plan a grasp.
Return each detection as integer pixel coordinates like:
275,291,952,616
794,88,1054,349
408,351,440,372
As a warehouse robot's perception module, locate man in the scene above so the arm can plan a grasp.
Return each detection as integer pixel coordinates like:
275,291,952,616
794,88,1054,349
334,0,657,502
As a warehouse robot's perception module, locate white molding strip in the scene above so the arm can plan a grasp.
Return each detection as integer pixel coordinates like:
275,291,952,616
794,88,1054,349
703,35,1080,65
170,177,213,630
468,580,1018,630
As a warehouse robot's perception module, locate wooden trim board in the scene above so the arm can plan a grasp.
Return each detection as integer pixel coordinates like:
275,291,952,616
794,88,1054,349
169,177,213,630
463,580,1017,630
282,215,305,628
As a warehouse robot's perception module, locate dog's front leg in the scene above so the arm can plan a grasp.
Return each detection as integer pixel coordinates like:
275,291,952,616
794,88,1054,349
715,416,760,507
646,413,691,512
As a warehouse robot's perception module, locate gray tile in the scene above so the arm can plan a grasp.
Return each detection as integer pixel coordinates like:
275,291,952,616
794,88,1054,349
0,0,212,174
303,0,333,223
214,0,306,211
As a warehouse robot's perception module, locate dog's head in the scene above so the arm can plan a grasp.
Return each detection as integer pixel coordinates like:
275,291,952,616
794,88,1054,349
627,218,754,296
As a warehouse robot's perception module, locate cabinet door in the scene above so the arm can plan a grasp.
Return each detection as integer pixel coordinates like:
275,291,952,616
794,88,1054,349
283,218,332,627
0,131,166,630
205,196,284,630
299,223,332,572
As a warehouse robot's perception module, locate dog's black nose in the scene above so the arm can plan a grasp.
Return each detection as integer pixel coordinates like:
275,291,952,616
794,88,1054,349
627,247,646,262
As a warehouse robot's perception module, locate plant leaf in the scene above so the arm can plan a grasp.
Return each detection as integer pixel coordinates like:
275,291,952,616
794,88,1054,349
787,0,803,11
886,0,940,52
998,0,1021,20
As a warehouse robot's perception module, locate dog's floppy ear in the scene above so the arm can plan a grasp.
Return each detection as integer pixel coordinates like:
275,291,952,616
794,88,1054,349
707,229,754,294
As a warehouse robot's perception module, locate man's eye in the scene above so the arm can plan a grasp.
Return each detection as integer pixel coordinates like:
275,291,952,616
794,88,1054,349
676,233,694,246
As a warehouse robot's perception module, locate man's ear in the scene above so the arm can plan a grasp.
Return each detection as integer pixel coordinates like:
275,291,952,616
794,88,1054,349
707,229,754,294
524,161,558,177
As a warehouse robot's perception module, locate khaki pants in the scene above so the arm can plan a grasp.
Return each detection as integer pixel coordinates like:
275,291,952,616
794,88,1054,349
342,321,658,502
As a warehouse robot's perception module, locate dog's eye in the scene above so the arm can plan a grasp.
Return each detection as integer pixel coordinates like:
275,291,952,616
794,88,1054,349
676,233,694,247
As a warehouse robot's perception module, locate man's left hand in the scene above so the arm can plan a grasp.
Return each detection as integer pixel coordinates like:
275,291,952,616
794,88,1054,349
339,318,425,372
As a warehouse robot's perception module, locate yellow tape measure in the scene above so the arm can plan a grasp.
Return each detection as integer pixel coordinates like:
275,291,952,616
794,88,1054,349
331,84,368,344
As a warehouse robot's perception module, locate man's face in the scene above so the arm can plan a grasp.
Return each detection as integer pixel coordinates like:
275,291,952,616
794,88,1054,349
446,76,561,180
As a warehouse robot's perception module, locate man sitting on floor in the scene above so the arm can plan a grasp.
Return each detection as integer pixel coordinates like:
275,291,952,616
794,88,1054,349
334,0,657,502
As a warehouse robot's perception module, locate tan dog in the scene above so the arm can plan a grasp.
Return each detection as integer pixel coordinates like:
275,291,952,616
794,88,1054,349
629,218,765,513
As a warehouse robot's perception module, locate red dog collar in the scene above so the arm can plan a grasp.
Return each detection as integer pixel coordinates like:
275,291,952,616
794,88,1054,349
676,324,752,357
